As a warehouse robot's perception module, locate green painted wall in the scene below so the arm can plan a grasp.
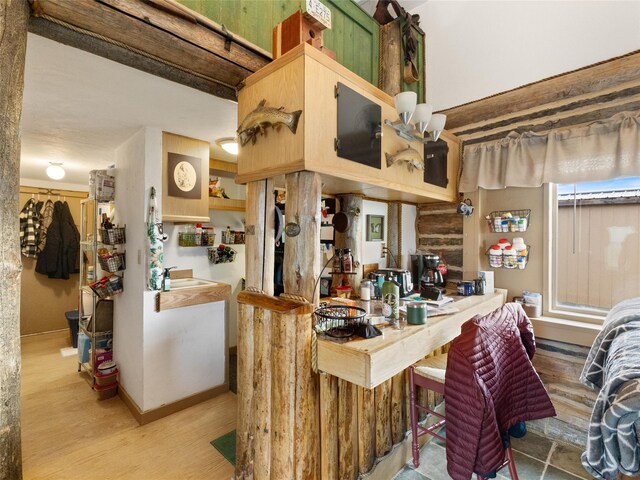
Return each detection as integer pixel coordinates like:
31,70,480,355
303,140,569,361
178,0,379,85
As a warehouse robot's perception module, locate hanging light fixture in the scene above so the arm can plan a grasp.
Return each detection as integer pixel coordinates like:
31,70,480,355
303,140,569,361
216,137,239,155
46,162,65,180
384,91,446,143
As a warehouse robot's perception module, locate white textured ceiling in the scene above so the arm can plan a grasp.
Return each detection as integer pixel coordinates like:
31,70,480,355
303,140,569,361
20,34,238,187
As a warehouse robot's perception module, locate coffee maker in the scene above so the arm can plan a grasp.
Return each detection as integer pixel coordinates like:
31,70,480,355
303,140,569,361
410,253,445,293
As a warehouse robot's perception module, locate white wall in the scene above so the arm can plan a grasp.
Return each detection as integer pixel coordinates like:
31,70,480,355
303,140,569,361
113,128,148,405
362,199,388,268
414,1,640,110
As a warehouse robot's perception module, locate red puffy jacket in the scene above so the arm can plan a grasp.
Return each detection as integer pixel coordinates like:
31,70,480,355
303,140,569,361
444,303,556,479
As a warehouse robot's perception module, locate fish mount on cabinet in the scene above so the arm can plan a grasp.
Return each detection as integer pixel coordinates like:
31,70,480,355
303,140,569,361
237,99,302,147
385,145,424,173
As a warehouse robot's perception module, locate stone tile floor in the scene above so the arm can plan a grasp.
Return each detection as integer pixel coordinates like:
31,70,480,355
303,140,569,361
394,428,589,480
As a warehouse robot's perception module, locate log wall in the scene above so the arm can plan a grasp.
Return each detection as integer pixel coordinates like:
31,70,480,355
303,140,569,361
415,201,464,283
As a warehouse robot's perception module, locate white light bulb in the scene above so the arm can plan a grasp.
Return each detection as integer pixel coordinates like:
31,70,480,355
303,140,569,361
46,164,65,180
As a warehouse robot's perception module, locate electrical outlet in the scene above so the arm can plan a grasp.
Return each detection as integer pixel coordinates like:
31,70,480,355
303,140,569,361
381,242,386,258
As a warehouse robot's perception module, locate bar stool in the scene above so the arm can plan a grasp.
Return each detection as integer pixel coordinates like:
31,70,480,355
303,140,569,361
409,354,519,480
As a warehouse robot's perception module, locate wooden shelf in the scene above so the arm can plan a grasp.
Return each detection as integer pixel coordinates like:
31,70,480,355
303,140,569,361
209,197,246,211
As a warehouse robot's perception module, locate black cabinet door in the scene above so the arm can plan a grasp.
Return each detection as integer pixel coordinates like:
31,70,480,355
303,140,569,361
424,139,449,188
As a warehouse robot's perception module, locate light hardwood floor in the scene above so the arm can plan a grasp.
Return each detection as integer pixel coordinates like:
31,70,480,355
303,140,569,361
21,330,236,479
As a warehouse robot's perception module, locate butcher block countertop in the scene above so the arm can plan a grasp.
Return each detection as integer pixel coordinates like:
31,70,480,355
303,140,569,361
316,289,508,389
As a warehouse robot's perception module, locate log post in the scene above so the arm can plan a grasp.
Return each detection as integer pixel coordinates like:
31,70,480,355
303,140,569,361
253,309,271,479
391,371,406,445
375,379,393,458
338,379,358,480
320,374,339,480
333,195,364,291
0,1,28,478
245,179,275,295
357,386,376,474
387,201,401,269
236,302,255,480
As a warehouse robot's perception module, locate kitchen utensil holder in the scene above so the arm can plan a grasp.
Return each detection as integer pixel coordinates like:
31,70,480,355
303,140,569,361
99,227,126,245
314,304,367,339
98,252,126,272
486,210,531,233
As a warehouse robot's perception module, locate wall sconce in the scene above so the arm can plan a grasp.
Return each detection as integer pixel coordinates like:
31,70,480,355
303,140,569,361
384,91,446,143
215,137,239,155
46,162,65,180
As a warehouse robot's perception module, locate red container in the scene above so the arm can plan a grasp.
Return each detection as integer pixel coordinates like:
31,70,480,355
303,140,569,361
94,382,118,400
95,369,118,387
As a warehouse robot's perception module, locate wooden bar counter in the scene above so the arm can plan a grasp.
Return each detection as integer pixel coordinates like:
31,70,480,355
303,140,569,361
317,289,508,479
317,289,508,389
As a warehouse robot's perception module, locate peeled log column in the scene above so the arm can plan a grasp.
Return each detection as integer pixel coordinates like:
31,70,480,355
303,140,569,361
271,311,296,478
236,302,256,480
320,374,339,480
253,309,271,479
283,171,321,303
0,1,28,478
358,386,376,474
391,371,406,445
334,195,364,290
245,179,275,295
375,379,393,458
294,311,318,479
338,379,358,480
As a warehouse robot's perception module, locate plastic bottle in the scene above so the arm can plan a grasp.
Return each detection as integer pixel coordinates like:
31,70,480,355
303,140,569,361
195,224,203,246
497,238,511,250
489,245,503,268
382,274,400,322
503,246,517,268
225,226,231,244
86,266,95,283
342,248,353,273
360,280,372,301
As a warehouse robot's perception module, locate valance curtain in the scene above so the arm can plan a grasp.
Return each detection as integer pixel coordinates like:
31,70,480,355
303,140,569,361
459,111,640,192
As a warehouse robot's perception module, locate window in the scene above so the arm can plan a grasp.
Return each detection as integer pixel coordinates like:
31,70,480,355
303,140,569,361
549,177,640,320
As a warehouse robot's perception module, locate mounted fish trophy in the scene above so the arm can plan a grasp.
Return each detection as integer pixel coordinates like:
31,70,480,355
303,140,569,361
385,145,424,173
237,99,302,147
272,8,335,60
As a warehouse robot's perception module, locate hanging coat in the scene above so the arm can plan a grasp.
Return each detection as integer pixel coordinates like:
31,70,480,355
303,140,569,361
19,198,41,258
35,201,80,279
147,187,163,290
37,199,54,254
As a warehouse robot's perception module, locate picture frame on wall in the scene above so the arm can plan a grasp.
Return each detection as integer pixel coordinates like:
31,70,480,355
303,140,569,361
366,214,384,241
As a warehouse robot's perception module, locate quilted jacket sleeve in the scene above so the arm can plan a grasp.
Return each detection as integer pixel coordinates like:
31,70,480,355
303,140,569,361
444,346,487,480
510,303,536,359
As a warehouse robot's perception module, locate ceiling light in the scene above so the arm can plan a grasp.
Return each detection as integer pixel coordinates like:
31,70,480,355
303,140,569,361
46,162,65,180
384,91,446,143
216,137,238,155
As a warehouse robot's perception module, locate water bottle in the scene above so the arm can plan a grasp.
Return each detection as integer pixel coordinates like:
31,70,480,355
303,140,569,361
382,274,400,323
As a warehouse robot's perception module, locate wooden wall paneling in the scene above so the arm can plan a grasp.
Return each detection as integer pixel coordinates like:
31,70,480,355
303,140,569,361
283,171,322,303
333,195,364,290
161,131,210,222
293,311,319,479
270,311,296,478
357,386,376,475
375,379,392,458
320,373,339,480
387,202,400,269
253,308,271,479
245,179,275,295
337,378,358,480
236,302,255,480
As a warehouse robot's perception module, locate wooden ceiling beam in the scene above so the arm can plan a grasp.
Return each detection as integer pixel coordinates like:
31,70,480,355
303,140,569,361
28,0,271,101
441,50,640,131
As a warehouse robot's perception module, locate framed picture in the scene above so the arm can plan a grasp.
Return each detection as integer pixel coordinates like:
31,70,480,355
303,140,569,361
366,214,384,241
167,152,202,199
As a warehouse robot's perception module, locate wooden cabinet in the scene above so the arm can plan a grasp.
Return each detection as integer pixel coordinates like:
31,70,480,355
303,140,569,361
236,43,460,204
162,132,211,223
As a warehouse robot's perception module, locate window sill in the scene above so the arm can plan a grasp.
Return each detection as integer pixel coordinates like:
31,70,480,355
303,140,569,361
530,315,601,347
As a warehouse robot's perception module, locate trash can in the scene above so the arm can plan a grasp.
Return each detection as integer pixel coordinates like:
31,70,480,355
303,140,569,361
65,310,79,348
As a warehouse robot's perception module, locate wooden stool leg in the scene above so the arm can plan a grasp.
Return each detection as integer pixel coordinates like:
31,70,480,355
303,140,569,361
506,444,519,480
409,368,421,468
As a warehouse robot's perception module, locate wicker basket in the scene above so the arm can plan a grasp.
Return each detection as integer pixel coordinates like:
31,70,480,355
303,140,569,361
98,252,126,272
485,210,530,233
99,227,126,245
90,276,123,299
208,246,236,264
